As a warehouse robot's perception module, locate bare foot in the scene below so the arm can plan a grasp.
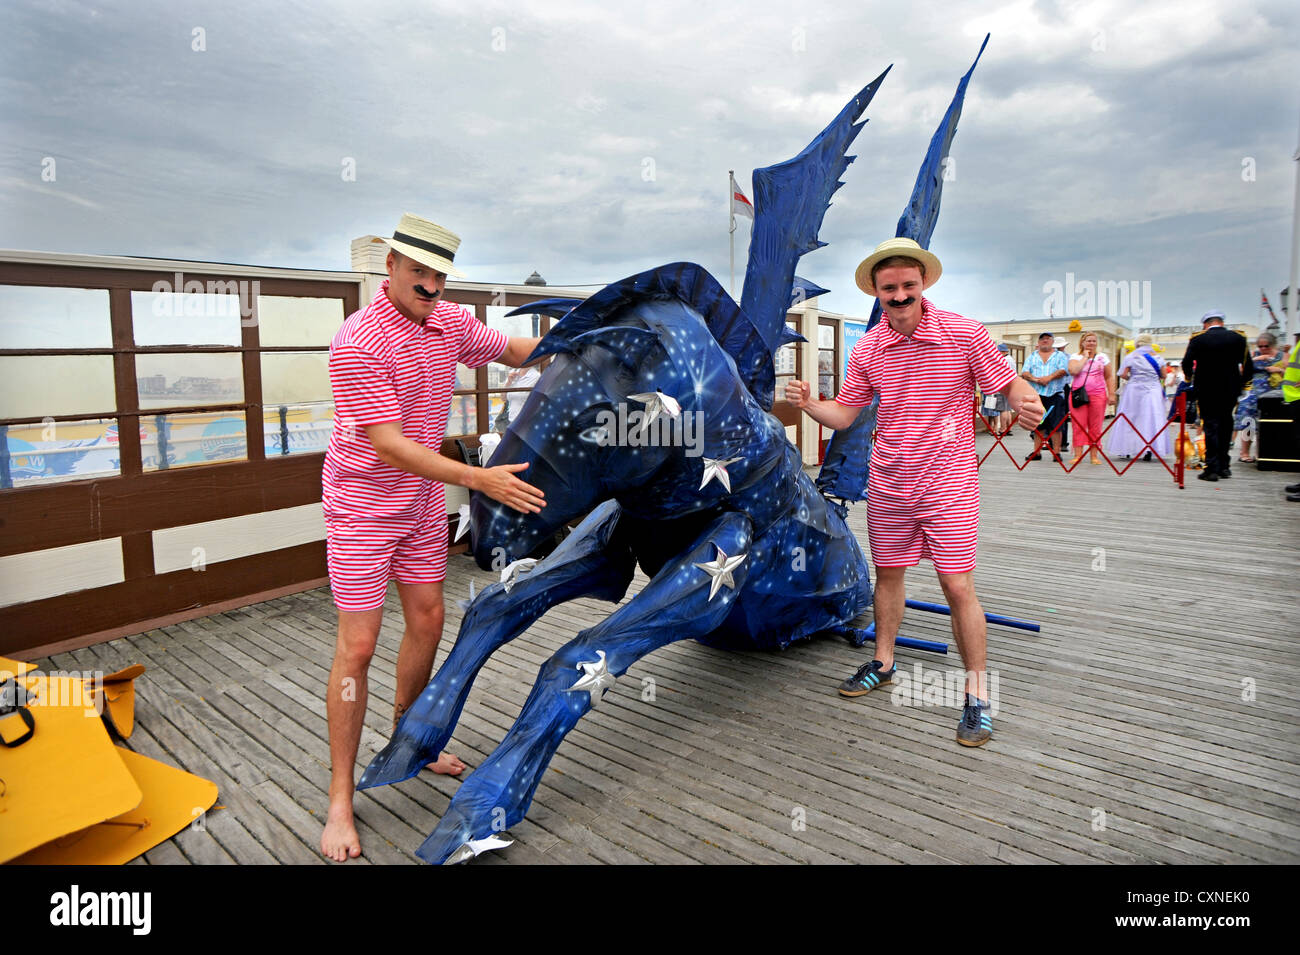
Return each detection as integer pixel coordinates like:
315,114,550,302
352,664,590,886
425,751,466,776
321,802,362,862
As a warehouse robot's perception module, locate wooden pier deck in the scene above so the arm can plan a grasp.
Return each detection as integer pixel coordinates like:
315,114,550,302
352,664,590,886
37,435,1300,864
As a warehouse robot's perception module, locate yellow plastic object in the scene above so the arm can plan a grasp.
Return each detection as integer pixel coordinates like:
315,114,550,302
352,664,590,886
11,746,219,865
0,675,142,863
95,664,147,740
0,655,35,676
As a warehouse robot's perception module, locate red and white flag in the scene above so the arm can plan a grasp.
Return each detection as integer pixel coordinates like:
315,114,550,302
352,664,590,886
1261,289,1278,324
730,173,754,221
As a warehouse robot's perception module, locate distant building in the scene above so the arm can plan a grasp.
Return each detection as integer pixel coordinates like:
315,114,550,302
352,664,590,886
1141,321,1262,364
981,315,1130,365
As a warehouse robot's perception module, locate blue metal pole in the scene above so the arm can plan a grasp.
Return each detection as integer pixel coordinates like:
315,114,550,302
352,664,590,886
856,622,949,655
903,598,1041,633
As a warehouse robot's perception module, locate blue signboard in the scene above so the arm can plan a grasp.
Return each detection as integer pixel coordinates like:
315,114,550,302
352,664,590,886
843,321,869,379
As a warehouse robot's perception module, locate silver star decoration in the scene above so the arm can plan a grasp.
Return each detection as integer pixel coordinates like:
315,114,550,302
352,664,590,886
456,579,477,614
693,545,746,600
628,390,681,432
453,503,471,542
567,650,616,706
699,456,743,493
500,557,539,593
445,835,514,865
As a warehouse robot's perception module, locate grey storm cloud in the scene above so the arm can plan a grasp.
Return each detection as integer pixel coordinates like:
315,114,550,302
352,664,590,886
1,0,1297,327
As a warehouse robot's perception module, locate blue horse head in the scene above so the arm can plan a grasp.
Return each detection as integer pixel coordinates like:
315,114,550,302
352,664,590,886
471,264,778,567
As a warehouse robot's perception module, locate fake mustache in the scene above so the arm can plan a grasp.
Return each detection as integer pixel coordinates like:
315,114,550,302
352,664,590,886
885,297,917,308
414,285,441,299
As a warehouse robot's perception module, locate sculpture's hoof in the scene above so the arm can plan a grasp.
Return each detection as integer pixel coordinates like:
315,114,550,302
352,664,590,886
416,803,512,864
442,835,514,865
357,733,426,790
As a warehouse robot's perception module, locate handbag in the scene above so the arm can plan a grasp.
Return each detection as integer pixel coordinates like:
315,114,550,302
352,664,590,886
1071,357,1096,406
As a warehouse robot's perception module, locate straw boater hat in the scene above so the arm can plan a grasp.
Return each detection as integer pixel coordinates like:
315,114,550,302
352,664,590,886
854,237,943,296
386,213,465,278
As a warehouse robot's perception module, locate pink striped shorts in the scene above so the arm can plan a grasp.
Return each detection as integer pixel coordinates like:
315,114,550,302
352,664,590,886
325,511,448,612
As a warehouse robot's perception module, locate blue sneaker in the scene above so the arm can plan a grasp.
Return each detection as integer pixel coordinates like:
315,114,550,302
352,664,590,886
957,694,993,746
838,660,895,698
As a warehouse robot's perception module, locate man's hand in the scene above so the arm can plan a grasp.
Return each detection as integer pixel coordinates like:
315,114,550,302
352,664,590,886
784,379,812,409
1014,391,1045,429
470,461,547,514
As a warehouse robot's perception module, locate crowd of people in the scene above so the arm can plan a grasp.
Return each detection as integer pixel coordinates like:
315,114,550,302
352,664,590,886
988,318,1298,495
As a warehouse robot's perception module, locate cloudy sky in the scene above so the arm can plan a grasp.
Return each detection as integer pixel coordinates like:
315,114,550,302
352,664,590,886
2,0,1297,329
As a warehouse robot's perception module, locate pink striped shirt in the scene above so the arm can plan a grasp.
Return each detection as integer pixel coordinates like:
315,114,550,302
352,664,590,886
837,299,1015,504
322,281,507,521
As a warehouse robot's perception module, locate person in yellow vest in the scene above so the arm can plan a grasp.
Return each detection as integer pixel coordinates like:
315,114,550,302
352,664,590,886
1284,335,1300,503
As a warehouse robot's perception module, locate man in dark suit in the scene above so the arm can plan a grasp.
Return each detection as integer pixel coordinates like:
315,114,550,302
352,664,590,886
1182,310,1253,481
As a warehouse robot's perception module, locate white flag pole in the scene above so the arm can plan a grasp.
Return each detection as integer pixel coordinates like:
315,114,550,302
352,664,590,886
729,170,736,296
1289,112,1300,340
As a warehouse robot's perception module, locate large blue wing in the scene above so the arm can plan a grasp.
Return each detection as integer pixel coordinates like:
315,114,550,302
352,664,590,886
739,68,890,410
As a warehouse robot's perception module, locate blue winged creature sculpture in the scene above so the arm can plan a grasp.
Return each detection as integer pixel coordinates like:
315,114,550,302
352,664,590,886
359,46,985,863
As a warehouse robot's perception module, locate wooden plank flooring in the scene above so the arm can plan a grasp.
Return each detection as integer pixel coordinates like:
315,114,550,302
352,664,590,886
35,434,1300,864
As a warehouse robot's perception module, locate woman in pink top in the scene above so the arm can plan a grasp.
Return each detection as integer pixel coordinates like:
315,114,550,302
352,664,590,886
1067,331,1116,466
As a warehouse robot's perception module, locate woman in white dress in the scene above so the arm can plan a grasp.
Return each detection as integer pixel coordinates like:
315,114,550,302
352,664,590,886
1108,333,1171,460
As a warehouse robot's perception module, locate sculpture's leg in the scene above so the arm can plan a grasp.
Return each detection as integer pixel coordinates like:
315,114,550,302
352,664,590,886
358,500,635,790
417,509,754,864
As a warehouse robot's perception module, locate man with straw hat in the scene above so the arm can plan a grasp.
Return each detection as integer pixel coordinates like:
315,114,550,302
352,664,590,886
786,238,1042,747
320,213,547,861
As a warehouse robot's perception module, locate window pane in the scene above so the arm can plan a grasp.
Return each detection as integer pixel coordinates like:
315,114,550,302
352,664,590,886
447,395,476,436
263,401,334,456
456,364,476,390
131,290,243,346
1,417,121,487
818,324,834,349
141,411,246,471
487,304,542,339
774,321,799,377
0,286,111,349
487,393,507,432
261,351,331,405
257,296,345,346
136,353,243,409
0,355,116,419
491,362,543,405
818,350,836,399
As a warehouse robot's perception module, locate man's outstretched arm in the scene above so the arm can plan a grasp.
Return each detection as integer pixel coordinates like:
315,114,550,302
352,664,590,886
365,422,546,514
1000,375,1045,429
783,380,863,431
496,336,544,368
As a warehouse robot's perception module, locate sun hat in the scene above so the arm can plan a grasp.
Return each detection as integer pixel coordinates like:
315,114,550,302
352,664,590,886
386,213,465,278
854,238,943,296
